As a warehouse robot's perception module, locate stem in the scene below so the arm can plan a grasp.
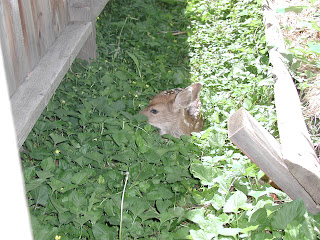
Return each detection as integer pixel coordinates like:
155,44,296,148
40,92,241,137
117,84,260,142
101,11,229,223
119,172,129,240
117,17,128,49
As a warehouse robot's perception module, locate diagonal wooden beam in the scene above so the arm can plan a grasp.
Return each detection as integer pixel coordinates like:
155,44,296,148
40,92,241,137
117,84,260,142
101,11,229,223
228,107,320,214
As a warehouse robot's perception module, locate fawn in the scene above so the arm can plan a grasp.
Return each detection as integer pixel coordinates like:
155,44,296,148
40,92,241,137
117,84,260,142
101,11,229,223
140,83,204,138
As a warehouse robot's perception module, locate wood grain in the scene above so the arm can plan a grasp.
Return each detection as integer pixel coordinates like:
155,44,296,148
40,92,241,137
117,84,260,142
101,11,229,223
228,108,320,214
68,0,96,61
1,0,28,96
11,22,92,147
92,0,110,18
263,0,320,206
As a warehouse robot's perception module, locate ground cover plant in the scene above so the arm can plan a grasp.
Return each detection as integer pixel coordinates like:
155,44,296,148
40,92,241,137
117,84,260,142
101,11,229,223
21,0,320,239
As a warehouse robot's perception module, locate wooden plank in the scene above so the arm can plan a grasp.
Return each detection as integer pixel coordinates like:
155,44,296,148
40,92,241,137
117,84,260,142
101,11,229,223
272,49,320,206
262,0,286,52
49,0,68,39
92,0,110,18
68,0,96,61
30,0,52,58
228,108,320,214
0,1,16,95
0,42,33,240
11,22,92,147
1,0,29,96
30,0,63,58
17,0,40,72
263,0,320,206
16,0,69,87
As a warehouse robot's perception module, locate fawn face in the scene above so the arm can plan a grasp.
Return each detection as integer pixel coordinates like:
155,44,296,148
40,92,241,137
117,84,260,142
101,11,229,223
140,83,204,138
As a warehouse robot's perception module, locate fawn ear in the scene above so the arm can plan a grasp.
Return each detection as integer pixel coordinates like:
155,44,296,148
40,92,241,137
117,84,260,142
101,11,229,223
173,83,202,109
186,83,202,102
173,89,192,109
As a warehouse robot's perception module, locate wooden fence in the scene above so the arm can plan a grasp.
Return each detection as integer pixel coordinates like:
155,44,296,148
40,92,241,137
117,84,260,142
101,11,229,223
0,0,110,147
228,0,320,214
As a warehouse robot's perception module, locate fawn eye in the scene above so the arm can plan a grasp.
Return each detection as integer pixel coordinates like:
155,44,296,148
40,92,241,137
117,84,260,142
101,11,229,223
150,109,158,114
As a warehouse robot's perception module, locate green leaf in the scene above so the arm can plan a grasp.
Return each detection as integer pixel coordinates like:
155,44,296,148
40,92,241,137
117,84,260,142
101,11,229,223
250,208,268,225
134,113,148,123
86,152,104,163
211,194,226,210
71,171,90,185
145,186,174,200
69,191,87,214
276,6,309,14
135,133,148,153
223,191,248,213
284,219,316,240
190,163,220,186
49,133,67,145
58,211,74,225
25,179,46,192
31,215,58,240
308,42,320,54
101,71,114,85
112,131,128,146
186,208,206,223
129,198,151,216
127,52,140,68
164,165,190,183
243,98,253,110
50,196,69,213
30,185,50,206
159,211,176,223
271,199,307,230
218,227,242,236
48,177,65,192
111,100,125,111
40,157,56,171
189,229,216,240
73,156,89,167
93,223,117,240
156,199,172,213
35,170,54,179
115,70,129,80
209,132,226,148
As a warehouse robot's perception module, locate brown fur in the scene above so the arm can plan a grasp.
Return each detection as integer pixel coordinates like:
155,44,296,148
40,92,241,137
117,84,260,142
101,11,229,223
140,83,204,138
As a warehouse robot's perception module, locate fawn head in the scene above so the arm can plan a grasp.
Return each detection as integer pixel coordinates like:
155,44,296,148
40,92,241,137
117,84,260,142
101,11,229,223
140,83,204,138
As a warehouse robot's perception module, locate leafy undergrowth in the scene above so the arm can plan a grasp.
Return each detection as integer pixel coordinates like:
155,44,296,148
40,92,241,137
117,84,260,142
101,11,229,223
21,0,320,239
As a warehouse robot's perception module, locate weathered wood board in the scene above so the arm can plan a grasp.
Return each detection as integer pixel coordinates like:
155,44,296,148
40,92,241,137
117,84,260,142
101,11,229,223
68,0,110,61
263,0,320,206
1,0,69,97
2,0,110,147
228,108,320,214
92,0,110,18
11,22,92,147
0,0,28,95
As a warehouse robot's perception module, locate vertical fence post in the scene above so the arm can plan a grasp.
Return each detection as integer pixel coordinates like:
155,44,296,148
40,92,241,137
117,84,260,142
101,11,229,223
0,0,28,96
68,0,97,62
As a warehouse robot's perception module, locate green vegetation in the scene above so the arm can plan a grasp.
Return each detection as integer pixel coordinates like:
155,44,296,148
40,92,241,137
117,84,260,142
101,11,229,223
21,0,320,239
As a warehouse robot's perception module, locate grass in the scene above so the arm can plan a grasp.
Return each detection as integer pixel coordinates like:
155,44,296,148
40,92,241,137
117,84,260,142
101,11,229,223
21,0,320,239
